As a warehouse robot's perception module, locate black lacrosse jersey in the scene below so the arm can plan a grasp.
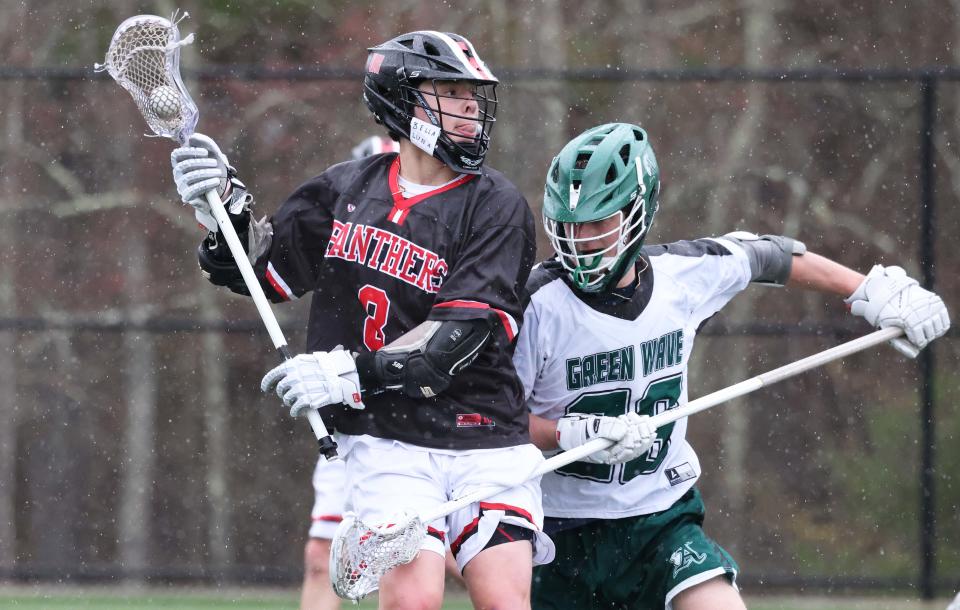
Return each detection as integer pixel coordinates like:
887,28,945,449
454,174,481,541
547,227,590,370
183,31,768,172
253,153,537,449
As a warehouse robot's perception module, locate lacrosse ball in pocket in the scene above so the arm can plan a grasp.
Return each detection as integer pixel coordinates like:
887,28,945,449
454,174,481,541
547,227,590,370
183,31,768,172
149,85,181,120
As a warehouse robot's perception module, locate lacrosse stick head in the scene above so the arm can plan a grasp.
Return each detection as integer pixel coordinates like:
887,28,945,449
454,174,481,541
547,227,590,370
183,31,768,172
330,511,426,601
95,12,198,143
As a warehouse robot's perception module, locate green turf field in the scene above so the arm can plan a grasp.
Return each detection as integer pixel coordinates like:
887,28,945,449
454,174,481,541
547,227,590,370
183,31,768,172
0,586,953,609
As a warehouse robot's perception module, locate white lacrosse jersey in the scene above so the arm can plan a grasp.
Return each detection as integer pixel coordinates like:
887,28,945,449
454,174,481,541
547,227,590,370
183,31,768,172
514,238,752,519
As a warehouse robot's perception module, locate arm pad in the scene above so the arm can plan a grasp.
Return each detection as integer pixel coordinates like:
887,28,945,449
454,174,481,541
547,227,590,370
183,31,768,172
197,209,253,296
355,318,492,399
722,231,806,286
197,195,274,297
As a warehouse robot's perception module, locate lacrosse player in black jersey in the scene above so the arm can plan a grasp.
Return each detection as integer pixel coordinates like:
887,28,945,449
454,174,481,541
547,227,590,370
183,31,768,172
171,32,555,609
293,135,398,610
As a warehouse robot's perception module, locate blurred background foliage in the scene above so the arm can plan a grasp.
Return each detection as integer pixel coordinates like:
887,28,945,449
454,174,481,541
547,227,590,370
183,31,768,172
0,0,958,595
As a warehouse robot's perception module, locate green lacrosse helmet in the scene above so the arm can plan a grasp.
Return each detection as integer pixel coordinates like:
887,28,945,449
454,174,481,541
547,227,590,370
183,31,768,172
543,122,660,293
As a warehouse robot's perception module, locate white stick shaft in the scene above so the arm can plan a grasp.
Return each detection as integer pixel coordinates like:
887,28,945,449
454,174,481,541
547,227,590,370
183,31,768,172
204,191,332,447
205,191,286,350
421,326,903,523
646,326,904,429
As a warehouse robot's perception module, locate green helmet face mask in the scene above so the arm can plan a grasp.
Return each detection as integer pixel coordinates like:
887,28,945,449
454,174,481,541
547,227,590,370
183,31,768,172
543,122,661,293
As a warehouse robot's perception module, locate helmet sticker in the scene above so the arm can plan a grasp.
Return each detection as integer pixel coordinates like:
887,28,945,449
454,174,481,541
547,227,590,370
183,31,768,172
569,182,581,211
367,53,385,74
410,117,441,155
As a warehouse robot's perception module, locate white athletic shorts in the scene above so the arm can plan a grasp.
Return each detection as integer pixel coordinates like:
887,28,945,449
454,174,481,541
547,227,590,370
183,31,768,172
308,456,347,540
338,434,555,572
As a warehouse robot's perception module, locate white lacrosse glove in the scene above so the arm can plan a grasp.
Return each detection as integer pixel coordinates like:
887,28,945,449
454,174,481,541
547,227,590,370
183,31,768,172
556,412,657,465
170,133,250,232
607,413,657,464
260,350,365,418
845,264,950,358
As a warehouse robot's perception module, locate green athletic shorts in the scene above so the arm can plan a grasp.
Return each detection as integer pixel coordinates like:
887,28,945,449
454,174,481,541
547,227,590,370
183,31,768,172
532,487,738,610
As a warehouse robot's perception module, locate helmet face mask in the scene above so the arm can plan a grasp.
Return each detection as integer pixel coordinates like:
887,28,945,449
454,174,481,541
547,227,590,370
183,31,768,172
362,31,499,174
547,199,651,291
543,123,661,293
406,79,497,170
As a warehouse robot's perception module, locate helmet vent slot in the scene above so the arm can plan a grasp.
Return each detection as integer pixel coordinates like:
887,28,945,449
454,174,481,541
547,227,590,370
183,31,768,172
551,162,560,183
633,128,644,141
574,153,591,170
605,163,617,184
618,144,630,165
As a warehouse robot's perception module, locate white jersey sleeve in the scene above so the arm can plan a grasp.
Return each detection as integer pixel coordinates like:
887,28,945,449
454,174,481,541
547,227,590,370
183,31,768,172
654,237,753,328
513,295,544,403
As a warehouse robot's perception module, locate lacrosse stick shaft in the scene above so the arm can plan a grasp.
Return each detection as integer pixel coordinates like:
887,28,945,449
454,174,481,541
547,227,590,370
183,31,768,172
644,325,905,429
420,326,904,523
205,191,338,461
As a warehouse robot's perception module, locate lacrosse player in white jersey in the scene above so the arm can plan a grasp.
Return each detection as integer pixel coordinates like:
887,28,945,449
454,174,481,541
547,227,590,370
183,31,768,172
513,122,950,610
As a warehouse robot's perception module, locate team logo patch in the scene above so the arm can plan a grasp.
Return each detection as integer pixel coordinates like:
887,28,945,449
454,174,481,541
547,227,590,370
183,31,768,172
665,462,697,486
668,542,707,577
456,413,495,428
347,203,356,212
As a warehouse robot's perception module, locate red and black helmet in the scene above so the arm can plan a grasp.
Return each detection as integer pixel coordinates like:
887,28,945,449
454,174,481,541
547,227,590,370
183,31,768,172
362,31,499,174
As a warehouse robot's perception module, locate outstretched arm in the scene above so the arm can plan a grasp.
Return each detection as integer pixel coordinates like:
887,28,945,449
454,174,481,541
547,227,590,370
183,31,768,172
788,251,949,357
722,233,949,356
786,251,864,296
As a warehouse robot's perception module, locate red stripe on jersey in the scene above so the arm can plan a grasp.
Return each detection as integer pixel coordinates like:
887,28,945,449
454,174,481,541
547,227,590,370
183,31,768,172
433,300,518,342
265,267,291,301
386,156,475,226
311,514,343,523
426,526,446,542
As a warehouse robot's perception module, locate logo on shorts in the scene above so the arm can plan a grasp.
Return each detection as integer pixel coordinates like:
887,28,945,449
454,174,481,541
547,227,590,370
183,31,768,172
668,542,707,577
456,413,495,428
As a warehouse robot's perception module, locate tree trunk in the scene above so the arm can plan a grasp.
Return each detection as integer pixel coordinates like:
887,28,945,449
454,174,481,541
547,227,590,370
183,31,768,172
0,78,22,575
117,225,157,581
705,0,777,554
199,289,233,577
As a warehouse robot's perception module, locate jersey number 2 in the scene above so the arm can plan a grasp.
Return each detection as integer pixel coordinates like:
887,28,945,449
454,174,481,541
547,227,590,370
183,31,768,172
358,285,390,351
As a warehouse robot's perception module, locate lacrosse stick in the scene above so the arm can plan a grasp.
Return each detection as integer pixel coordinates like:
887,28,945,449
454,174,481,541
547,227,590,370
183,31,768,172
95,13,338,460
330,326,905,600
947,591,960,610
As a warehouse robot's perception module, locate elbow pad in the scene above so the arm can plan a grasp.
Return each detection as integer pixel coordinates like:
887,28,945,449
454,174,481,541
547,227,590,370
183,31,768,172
722,231,806,287
356,318,492,399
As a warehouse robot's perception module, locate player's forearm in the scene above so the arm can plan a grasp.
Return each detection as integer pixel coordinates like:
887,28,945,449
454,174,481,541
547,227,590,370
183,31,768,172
529,413,560,451
787,251,865,297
